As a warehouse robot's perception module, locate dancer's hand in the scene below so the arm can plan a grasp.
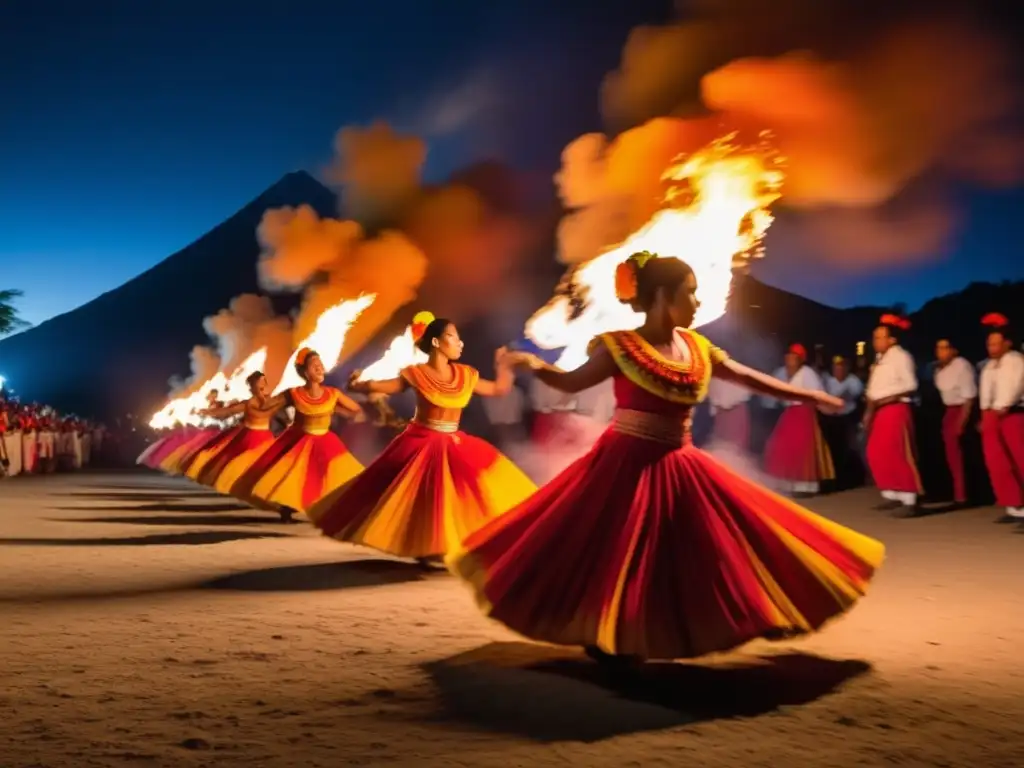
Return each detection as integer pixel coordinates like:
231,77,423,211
349,407,367,424
813,392,844,412
347,370,366,393
494,346,511,367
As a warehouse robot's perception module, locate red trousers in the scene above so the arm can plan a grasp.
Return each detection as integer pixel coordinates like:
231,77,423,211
980,410,1024,508
941,405,968,503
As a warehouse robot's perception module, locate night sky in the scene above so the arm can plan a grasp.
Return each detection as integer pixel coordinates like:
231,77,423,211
2,0,1021,330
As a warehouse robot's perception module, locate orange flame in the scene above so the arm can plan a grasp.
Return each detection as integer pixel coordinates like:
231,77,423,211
526,131,784,369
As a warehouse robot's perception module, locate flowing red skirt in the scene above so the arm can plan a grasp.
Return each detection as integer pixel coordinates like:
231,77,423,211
137,428,196,469
713,406,750,450
980,410,1024,508
157,427,221,476
185,426,275,486
764,404,835,483
228,427,363,513
449,426,885,660
865,403,922,494
308,423,536,559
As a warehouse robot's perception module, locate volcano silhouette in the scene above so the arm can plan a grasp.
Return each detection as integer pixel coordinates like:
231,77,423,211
0,171,335,419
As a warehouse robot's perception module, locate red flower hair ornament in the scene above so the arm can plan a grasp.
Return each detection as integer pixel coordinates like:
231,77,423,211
614,250,656,302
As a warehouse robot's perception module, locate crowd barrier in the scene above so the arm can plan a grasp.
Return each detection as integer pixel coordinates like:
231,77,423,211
1,430,100,476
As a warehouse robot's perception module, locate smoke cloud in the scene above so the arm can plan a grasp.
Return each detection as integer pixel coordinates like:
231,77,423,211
168,344,220,396
576,2,1023,268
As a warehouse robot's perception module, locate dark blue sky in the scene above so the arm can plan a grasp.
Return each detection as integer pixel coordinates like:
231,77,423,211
2,0,1021,329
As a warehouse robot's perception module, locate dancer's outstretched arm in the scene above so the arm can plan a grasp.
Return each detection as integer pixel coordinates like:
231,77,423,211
715,358,842,410
333,388,367,421
348,370,408,396
512,345,617,395
474,347,515,397
200,402,246,419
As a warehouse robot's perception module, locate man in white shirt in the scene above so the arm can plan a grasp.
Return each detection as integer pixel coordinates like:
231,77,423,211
933,339,978,506
822,355,865,490
763,343,835,496
977,316,1024,521
708,376,751,451
864,315,923,515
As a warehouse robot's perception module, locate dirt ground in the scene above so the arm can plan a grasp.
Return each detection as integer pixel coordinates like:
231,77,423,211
1,470,1022,768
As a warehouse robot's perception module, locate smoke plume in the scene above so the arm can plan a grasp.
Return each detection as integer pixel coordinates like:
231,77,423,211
168,344,220,396
571,1,1023,268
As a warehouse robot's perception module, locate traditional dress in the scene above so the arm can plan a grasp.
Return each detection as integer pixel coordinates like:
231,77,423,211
181,400,276,488
308,364,536,559
978,350,1024,517
865,345,922,508
137,427,196,470
449,329,884,661
156,424,223,476
933,356,977,504
226,387,363,513
821,371,865,490
764,364,834,495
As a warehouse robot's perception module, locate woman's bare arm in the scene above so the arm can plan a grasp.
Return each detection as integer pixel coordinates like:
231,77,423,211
518,345,618,395
333,389,367,421
200,402,246,419
714,358,841,408
475,348,515,397
348,371,408,396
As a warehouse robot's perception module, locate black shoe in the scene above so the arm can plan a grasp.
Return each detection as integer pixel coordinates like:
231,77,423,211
873,500,903,511
995,514,1023,524
278,507,296,524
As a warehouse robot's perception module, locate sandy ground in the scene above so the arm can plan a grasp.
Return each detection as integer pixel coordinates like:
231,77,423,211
1,470,1023,768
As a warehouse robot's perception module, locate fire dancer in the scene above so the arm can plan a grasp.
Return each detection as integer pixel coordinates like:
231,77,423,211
307,313,536,566
707,376,751,451
821,356,865,490
977,314,1024,522
137,389,222,470
180,371,288,520
763,344,835,497
449,252,881,666
864,314,923,516
223,348,364,515
933,338,977,507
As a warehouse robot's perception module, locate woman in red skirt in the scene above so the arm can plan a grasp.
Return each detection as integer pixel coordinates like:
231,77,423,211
307,312,537,565
449,251,884,665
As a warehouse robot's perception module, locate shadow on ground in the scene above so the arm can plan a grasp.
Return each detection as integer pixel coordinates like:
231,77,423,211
48,514,282,527
52,501,252,513
55,491,227,503
0,531,292,547
201,559,428,592
422,641,871,742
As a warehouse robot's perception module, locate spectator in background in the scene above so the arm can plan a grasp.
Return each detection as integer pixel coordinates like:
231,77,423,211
822,355,865,490
978,313,1024,523
933,338,977,507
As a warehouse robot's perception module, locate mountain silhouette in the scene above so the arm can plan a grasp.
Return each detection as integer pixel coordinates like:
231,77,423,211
0,171,333,418
0,169,1020,421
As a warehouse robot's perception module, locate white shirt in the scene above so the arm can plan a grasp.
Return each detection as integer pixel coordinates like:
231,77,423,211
482,386,525,426
933,356,977,406
979,350,1024,410
530,379,576,413
866,345,918,402
708,377,750,416
824,374,864,416
774,365,824,407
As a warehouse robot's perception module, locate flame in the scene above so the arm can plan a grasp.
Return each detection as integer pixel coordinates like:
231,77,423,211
526,132,784,369
356,324,428,382
272,293,376,394
149,347,268,429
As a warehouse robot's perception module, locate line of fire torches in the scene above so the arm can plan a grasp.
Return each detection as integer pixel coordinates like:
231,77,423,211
149,130,785,430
